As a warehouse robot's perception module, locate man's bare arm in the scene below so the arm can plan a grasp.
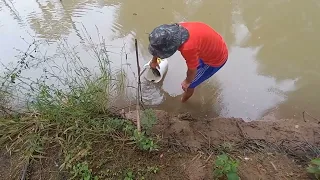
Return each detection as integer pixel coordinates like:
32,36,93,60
151,56,158,63
185,68,197,83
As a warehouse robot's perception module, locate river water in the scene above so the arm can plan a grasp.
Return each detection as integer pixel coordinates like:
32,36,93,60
1,0,319,121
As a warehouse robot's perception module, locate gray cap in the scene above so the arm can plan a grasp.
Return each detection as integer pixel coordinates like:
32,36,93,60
148,23,189,59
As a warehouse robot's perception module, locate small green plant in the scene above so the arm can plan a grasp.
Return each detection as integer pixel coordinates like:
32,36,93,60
124,170,135,180
213,153,240,180
70,162,98,180
307,158,320,179
130,130,159,152
127,109,159,152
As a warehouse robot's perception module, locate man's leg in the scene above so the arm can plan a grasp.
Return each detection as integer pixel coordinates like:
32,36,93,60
181,59,227,103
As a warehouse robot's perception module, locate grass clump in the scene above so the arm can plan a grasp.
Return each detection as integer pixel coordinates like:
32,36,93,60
213,153,240,180
0,33,159,179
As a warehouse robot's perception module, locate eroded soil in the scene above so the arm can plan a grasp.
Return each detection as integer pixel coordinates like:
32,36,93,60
126,110,320,180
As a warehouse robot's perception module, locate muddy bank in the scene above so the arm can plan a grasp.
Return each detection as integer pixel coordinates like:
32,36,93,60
1,110,319,180
124,110,320,179
126,110,319,152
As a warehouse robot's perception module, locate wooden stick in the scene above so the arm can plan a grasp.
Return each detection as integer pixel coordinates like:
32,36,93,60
134,39,141,132
134,39,143,102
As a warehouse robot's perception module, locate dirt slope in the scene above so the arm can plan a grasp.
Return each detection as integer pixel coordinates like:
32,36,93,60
125,110,320,180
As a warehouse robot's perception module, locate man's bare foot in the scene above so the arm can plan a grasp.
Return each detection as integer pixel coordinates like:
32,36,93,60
181,96,188,103
181,88,194,102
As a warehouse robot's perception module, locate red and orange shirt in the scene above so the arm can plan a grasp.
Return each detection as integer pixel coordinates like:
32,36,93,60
178,22,228,69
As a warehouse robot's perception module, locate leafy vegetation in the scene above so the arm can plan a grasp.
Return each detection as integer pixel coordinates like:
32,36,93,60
124,170,135,180
71,162,98,180
307,158,320,179
131,130,159,152
213,153,240,180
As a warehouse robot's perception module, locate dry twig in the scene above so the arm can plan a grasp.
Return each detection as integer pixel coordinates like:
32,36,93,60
302,111,320,123
270,161,277,171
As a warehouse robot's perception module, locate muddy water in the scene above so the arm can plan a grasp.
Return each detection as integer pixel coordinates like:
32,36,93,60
1,0,320,121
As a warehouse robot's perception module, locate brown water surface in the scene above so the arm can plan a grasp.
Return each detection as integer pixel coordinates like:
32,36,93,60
1,0,319,120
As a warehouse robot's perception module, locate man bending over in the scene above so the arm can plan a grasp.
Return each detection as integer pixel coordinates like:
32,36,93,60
148,22,228,102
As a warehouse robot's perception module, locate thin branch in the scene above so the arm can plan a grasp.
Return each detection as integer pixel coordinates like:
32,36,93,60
134,39,141,132
302,111,320,123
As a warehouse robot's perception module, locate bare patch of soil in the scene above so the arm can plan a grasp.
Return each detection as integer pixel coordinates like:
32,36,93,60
27,145,67,180
0,150,22,180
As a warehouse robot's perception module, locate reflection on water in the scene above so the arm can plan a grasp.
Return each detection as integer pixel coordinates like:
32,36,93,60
217,46,297,120
1,0,320,121
215,12,298,120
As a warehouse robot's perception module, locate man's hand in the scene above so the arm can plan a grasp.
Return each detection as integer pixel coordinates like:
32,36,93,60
150,56,160,69
182,68,197,91
181,79,191,92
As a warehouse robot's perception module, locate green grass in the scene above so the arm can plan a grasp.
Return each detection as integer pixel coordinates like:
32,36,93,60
0,31,159,179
